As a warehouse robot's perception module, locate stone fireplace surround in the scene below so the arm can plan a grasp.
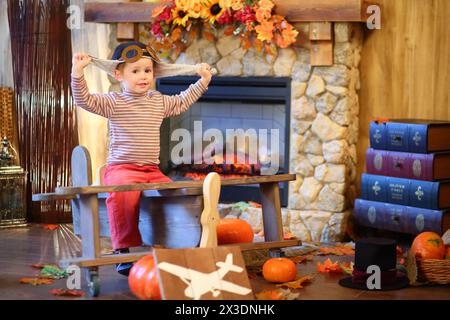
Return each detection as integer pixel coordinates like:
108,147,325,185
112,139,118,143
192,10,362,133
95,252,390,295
108,22,363,242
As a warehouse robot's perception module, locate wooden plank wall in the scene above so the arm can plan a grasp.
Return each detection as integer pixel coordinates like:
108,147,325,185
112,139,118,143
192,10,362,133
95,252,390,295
358,0,450,186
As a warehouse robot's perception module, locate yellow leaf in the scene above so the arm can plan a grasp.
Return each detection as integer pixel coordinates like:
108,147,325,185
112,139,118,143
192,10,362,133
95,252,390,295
276,275,313,289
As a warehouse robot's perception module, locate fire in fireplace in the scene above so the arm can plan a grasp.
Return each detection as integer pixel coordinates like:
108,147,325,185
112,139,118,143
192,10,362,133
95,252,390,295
157,76,291,206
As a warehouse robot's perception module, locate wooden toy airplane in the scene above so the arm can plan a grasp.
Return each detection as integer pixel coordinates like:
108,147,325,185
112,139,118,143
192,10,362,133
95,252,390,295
158,253,252,300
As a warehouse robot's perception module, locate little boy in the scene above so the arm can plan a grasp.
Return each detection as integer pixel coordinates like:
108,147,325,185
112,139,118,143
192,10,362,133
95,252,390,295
71,42,212,275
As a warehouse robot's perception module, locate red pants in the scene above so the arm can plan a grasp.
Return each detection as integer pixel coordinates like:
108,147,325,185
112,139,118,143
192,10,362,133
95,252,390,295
103,163,172,249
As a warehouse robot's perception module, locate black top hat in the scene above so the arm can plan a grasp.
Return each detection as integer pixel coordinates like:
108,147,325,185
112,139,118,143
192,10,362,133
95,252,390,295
338,238,409,291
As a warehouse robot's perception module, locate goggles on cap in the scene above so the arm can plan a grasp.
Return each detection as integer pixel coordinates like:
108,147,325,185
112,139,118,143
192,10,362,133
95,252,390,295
118,45,161,64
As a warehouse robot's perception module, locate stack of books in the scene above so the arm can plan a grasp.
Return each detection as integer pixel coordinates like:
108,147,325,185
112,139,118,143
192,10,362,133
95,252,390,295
354,119,450,235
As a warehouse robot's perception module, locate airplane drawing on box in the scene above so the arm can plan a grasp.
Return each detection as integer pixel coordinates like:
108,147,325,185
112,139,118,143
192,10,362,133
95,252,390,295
157,253,251,300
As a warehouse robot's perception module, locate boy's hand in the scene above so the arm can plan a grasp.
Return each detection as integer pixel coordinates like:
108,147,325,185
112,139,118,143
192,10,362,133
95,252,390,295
72,53,92,77
196,63,212,87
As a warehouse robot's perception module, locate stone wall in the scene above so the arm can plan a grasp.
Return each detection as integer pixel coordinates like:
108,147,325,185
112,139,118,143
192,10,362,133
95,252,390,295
134,22,363,242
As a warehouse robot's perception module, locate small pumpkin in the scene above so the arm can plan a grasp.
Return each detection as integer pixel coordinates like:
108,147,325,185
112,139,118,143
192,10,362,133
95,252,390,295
128,255,161,300
262,258,297,283
410,231,446,260
216,218,254,245
446,245,450,260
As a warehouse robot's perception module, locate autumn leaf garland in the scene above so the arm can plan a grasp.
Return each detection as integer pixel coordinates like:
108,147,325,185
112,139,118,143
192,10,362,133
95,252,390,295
149,0,299,58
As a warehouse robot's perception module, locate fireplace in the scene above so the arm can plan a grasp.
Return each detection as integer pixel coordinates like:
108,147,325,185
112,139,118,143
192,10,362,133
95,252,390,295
157,76,291,206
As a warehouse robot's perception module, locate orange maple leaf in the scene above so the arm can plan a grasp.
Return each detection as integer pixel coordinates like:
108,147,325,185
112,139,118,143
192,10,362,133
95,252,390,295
317,258,343,273
257,0,275,13
281,25,299,47
255,20,274,42
20,278,54,285
50,289,85,297
255,8,272,23
270,14,285,25
276,275,313,289
255,290,284,300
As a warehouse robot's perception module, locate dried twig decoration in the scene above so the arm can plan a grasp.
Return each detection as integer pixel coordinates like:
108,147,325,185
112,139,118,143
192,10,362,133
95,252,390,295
8,0,78,222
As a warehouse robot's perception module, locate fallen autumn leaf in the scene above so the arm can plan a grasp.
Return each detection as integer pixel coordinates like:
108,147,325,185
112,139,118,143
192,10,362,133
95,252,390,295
20,278,54,285
49,289,85,297
317,258,343,273
276,275,314,289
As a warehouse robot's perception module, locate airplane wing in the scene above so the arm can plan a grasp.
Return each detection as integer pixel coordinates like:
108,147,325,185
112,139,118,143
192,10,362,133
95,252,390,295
158,262,192,280
219,279,252,295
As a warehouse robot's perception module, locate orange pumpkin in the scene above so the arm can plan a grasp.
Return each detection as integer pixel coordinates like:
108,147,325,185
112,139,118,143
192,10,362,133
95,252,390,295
446,245,450,259
128,255,161,300
216,218,254,245
262,258,297,283
410,232,446,260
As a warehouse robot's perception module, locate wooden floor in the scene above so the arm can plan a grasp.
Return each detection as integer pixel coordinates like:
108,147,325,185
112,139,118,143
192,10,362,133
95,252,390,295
0,225,449,300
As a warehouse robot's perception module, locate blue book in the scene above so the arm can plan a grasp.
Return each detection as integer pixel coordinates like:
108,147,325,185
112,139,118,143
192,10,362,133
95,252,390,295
361,173,450,210
369,119,450,153
354,199,450,235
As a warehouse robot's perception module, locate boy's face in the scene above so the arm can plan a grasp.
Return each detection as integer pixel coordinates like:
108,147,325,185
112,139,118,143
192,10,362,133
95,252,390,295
114,58,154,94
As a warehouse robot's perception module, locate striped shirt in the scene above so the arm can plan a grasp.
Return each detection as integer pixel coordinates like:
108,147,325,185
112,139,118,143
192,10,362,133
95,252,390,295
71,75,208,166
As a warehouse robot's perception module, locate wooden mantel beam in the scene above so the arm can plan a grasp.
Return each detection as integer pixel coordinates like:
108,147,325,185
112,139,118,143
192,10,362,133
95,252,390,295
85,0,372,23
277,0,370,22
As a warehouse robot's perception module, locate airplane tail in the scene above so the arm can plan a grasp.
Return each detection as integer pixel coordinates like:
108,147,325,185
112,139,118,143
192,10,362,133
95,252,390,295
216,254,243,272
